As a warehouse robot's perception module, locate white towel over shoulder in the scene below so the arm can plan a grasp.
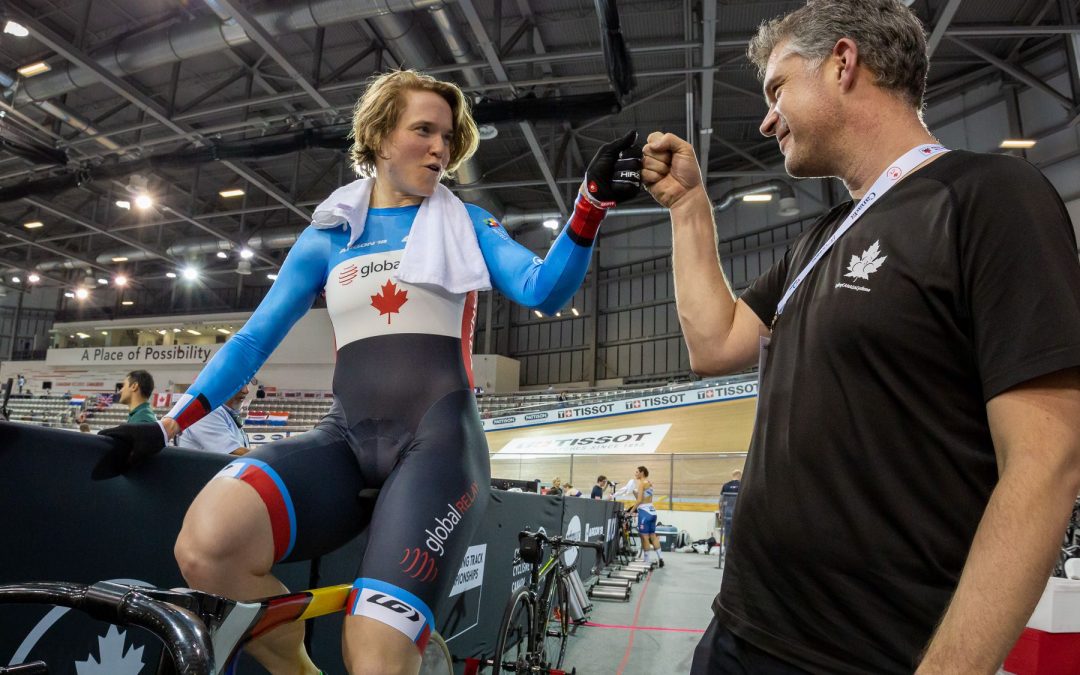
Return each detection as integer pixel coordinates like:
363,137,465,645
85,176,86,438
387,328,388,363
310,177,491,294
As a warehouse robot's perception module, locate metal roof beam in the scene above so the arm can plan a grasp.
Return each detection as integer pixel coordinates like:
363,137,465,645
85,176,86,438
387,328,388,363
210,0,333,111
456,0,567,215
949,36,1076,110
927,0,966,57
10,3,311,231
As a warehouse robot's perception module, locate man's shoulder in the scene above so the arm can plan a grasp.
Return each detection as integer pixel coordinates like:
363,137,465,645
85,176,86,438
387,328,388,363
919,149,1048,191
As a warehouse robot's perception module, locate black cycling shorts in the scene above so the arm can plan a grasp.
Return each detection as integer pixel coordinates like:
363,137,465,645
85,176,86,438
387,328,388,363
213,388,490,652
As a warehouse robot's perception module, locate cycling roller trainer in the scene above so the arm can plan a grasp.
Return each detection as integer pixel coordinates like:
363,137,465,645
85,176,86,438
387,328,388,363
96,69,642,675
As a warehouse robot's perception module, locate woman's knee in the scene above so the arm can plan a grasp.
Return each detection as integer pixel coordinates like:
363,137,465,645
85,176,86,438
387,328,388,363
175,478,275,581
343,616,421,675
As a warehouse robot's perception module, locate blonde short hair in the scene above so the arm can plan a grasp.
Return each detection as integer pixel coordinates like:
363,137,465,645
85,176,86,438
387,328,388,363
349,69,479,178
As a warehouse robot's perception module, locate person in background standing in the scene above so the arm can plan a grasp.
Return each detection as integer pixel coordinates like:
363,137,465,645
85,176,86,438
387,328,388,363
591,475,609,499
119,370,156,424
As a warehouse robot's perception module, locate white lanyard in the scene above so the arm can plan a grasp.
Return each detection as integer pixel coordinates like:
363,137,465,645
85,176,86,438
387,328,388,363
772,144,949,326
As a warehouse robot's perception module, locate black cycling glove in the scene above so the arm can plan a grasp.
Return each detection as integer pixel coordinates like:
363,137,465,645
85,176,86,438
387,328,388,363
92,422,169,480
581,130,643,208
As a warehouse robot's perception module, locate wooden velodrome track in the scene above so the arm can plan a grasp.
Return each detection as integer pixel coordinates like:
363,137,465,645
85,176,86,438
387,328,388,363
486,397,756,510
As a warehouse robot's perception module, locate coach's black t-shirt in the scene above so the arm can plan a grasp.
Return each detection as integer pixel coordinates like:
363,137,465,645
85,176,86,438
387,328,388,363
716,151,1080,673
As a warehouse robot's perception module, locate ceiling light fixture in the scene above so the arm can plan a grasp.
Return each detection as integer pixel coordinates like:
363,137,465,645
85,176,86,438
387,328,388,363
17,61,51,78
267,273,278,280
22,221,42,229
112,256,128,262
97,278,108,285
165,272,177,279
239,248,254,260
27,273,39,283
64,292,74,298
186,329,201,335
742,194,773,203
571,307,580,316
217,328,232,334
121,300,134,306
76,332,90,339
75,288,89,300
533,310,543,318
542,218,559,230
182,267,198,281
114,275,128,287
1000,139,1036,149
216,251,228,259
3,21,29,37
133,194,153,210
219,188,246,198
115,200,131,210
10,276,19,283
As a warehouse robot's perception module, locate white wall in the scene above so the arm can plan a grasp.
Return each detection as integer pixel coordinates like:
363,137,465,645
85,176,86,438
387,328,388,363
655,509,717,541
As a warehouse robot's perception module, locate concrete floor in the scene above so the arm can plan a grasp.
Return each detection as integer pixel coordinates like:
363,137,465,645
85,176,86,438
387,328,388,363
561,551,720,675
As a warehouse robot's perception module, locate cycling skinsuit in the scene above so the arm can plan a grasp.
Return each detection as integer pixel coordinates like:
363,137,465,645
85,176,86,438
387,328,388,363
638,485,657,534
166,195,607,652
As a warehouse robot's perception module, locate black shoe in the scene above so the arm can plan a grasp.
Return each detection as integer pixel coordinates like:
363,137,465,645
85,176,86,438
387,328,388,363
658,558,665,568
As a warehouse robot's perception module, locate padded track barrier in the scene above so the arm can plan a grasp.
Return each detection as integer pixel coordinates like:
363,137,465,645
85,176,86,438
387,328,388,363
0,422,618,672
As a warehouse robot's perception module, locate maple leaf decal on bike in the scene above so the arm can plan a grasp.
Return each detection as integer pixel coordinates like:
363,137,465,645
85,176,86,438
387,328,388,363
370,279,408,323
845,240,888,280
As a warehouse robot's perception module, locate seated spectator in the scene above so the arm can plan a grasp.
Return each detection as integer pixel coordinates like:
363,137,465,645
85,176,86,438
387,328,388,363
119,370,157,424
78,423,91,433
255,384,266,400
563,483,582,497
176,383,250,455
545,477,563,496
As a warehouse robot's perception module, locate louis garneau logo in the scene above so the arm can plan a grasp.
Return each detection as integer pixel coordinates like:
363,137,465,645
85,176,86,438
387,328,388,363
835,240,887,293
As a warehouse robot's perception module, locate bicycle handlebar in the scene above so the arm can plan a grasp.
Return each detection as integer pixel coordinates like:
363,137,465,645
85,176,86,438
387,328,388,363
519,530,608,562
0,582,213,674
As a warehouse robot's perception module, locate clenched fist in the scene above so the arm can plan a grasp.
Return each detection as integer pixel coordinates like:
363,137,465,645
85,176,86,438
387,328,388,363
580,130,643,208
642,132,705,210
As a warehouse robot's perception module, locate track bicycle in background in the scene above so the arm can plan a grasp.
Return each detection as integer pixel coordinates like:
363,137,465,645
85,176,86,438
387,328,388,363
487,530,605,675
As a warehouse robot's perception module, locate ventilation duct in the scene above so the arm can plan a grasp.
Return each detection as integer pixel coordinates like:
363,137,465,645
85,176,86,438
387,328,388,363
13,0,445,105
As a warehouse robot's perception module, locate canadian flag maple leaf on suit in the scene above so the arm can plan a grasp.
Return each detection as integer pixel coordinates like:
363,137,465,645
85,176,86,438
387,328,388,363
371,279,408,323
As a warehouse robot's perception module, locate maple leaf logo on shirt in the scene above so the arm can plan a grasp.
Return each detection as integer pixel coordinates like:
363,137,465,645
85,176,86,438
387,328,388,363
370,279,408,323
845,240,888,280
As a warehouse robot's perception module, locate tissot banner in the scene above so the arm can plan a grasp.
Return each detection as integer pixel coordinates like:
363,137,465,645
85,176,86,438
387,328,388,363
497,423,672,454
482,378,758,431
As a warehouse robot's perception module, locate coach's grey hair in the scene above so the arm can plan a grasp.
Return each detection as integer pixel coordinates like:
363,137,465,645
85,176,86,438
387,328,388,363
747,0,929,110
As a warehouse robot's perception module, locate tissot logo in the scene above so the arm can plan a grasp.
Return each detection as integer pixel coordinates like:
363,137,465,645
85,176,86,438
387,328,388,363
886,166,903,180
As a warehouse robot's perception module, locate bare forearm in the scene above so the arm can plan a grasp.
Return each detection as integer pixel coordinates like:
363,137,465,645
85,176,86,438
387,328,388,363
918,468,1078,673
670,188,737,369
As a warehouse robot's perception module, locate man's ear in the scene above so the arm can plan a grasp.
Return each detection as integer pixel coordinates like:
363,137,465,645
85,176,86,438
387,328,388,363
832,37,860,93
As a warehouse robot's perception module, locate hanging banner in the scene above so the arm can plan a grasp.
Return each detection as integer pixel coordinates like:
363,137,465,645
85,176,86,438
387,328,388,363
482,378,757,431
46,344,222,366
497,424,671,454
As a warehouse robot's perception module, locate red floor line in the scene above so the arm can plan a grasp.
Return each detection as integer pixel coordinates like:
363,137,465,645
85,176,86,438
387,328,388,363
614,570,653,675
584,621,705,634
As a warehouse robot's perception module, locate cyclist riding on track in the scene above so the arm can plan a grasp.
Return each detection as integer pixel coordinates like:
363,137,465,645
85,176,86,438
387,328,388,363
97,68,642,675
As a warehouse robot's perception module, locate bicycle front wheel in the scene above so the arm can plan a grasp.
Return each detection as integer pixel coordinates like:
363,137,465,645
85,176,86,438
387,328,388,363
492,587,534,675
542,575,570,669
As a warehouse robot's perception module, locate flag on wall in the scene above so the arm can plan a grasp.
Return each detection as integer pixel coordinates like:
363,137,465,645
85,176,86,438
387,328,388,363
245,411,268,424
267,412,289,426
68,396,86,406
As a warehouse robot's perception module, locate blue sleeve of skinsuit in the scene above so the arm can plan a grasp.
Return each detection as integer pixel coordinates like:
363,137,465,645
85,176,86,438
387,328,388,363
469,199,600,315
168,226,329,428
